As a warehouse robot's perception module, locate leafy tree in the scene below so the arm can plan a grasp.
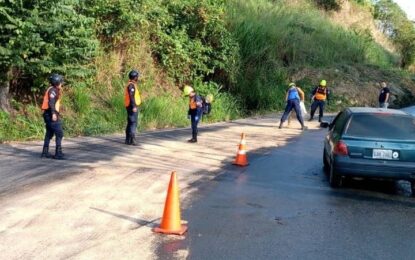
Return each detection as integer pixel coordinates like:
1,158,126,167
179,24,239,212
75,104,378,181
145,0,239,84
80,0,144,47
374,0,415,68
0,0,98,112
85,0,239,85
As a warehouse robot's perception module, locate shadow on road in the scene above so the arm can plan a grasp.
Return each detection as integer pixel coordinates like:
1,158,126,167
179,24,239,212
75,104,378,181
90,207,160,229
0,118,278,197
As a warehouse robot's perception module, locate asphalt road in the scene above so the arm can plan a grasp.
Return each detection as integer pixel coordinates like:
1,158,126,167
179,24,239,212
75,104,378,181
0,115,308,259
157,127,415,260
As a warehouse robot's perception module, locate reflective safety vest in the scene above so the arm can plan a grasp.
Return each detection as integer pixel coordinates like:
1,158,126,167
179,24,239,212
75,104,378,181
314,87,327,101
41,87,61,112
189,97,197,109
124,81,141,107
189,95,203,110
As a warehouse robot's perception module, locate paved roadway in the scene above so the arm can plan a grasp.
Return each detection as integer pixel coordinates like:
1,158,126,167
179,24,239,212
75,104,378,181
0,115,305,259
1,112,415,259
157,126,415,260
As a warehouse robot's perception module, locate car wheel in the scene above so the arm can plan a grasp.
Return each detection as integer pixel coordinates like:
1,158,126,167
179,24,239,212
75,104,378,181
329,162,342,188
411,181,415,197
323,149,329,173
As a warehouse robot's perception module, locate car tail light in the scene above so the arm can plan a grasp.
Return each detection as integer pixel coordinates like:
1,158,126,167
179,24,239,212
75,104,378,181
334,141,349,156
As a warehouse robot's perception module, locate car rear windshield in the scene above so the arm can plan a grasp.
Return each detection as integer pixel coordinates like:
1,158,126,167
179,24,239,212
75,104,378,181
345,113,415,140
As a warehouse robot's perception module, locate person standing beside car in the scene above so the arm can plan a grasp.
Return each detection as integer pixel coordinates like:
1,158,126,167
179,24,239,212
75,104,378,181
378,81,390,108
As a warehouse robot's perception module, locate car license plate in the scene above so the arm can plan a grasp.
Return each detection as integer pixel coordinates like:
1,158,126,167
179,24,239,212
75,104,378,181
372,149,393,160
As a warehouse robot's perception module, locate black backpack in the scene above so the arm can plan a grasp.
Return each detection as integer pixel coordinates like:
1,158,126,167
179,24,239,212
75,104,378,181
200,96,212,115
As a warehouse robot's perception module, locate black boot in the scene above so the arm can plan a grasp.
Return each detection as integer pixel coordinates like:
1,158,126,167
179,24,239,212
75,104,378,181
125,134,131,145
41,146,52,158
53,145,65,160
130,136,138,146
318,116,322,122
188,132,197,143
278,122,283,129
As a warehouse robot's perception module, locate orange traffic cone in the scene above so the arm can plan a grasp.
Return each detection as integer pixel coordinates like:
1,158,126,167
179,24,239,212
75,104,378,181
153,171,188,235
233,133,249,167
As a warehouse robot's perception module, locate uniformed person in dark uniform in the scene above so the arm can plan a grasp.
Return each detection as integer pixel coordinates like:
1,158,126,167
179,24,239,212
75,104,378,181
183,85,203,143
124,70,141,145
40,74,65,159
309,79,330,122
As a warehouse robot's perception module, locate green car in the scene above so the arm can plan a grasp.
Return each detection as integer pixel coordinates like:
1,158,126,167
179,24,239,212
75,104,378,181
322,107,415,194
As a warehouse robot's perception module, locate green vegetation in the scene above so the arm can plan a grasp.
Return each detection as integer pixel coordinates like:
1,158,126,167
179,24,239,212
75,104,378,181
228,0,395,110
0,0,414,142
0,0,98,111
315,0,342,11
374,0,415,69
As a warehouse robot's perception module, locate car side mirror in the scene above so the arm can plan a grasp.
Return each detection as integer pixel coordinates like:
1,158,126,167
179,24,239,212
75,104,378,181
320,121,330,128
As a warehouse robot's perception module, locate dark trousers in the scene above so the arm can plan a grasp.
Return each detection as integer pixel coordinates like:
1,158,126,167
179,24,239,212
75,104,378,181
190,110,202,138
310,100,325,120
280,99,304,125
43,113,63,148
126,108,139,139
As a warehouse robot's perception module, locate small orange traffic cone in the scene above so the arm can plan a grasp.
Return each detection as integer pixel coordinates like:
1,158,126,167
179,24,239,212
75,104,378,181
233,133,249,167
153,171,188,235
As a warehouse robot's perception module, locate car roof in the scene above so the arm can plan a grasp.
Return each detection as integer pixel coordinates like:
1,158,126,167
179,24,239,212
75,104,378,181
346,107,409,116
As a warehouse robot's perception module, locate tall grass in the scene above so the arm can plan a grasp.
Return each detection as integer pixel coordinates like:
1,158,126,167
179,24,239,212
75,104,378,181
193,80,242,122
227,0,395,110
0,105,44,141
0,49,241,142
0,0,402,142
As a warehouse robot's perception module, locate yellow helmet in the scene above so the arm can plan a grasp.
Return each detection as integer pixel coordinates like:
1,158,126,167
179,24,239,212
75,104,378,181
183,85,194,96
320,80,327,87
206,94,214,103
289,82,296,87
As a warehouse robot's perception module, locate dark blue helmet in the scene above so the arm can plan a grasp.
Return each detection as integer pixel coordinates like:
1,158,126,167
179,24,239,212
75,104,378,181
128,70,140,80
49,73,63,86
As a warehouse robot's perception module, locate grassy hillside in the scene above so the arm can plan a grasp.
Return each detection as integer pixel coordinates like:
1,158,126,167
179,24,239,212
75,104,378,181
0,0,414,142
227,0,405,111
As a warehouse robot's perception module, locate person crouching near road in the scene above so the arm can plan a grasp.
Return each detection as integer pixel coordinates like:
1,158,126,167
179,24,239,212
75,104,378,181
40,74,65,160
183,85,203,143
378,81,390,108
124,70,142,146
279,83,306,130
309,79,330,122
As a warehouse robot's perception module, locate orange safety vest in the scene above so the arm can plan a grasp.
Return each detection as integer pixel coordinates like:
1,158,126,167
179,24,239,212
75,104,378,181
314,87,327,101
124,81,141,107
41,87,61,112
189,97,197,109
